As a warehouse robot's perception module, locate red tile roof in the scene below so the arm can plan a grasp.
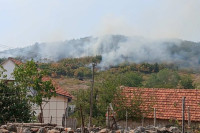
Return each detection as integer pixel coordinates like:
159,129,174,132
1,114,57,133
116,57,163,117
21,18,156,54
8,57,22,65
43,77,72,99
2,58,72,99
121,86,200,122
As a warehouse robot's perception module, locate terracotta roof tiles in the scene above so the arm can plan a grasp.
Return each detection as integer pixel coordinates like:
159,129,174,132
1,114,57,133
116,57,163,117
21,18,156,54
8,57,22,65
42,77,72,99
121,87,200,122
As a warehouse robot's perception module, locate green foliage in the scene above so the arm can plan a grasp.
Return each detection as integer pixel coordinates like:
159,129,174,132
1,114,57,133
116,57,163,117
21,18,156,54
58,56,102,66
180,75,194,89
38,56,102,78
72,71,144,126
138,63,154,74
115,89,144,121
153,63,159,72
74,67,92,78
72,72,121,126
120,72,143,87
145,69,180,88
0,82,32,124
71,89,90,127
0,58,6,64
13,60,56,106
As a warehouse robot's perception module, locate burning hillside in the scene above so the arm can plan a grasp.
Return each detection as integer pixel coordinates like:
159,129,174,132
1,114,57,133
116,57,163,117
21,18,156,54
0,35,200,70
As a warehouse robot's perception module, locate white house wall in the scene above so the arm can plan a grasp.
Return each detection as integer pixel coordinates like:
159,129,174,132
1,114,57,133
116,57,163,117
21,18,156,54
0,60,15,80
35,95,68,126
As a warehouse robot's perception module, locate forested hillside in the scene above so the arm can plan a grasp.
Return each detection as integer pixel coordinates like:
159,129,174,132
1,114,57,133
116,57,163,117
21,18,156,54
1,35,200,70
31,56,199,91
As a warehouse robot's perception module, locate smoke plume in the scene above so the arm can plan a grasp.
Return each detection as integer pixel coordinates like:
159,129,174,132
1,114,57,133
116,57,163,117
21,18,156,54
0,35,200,69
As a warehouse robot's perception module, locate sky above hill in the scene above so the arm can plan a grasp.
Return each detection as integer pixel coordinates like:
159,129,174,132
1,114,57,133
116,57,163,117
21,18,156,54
0,0,200,50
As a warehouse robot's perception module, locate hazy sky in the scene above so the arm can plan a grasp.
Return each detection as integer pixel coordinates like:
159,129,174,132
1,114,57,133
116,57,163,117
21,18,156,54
0,0,200,50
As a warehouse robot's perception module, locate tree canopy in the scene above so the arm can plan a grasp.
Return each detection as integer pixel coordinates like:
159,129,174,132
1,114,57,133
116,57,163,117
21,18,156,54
0,82,32,124
145,69,180,88
13,60,56,122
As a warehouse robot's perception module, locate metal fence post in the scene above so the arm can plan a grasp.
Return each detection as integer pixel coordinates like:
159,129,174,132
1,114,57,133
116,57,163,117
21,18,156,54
154,108,156,127
182,97,186,133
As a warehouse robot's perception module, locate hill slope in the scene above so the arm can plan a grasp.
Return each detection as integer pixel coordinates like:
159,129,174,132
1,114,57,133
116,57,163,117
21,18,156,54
1,35,200,69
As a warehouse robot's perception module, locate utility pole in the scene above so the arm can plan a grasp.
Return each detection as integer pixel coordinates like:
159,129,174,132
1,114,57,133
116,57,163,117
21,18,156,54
89,63,96,129
126,110,128,131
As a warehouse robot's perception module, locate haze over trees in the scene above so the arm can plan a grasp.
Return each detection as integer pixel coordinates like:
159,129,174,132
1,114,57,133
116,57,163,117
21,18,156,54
1,35,200,70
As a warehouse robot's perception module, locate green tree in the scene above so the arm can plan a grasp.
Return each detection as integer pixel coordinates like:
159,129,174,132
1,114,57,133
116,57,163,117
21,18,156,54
153,63,159,73
0,58,6,64
72,71,144,126
72,72,121,126
13,60,56,122
71,89,90,127
120,72,143,87
115,89,144,121
0,82,32,124
74,67,92,78
145,69,180,88
180,75,194,89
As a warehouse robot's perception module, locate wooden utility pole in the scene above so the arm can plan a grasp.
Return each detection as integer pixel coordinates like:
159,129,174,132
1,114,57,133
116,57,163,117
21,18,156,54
182,97,186,133
89,63,95,129
126,110,128,130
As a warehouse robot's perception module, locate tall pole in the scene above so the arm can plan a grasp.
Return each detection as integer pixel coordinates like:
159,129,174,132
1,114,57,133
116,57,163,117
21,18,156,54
182,97,186,133
89,63,95,129
126,110,128,131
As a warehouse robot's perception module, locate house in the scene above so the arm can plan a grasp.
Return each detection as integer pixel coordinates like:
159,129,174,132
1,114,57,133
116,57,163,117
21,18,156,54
0,57,72,126
119,86,200,128
0,57,22,80
39,77,72,126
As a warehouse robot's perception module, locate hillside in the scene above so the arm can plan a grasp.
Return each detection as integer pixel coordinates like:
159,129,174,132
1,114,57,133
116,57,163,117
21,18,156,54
34,56,199,93
1,35,200,92
0,35,200,70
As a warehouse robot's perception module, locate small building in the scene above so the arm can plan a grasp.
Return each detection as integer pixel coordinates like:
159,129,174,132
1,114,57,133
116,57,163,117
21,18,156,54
119,86,200,128
0,57,22,80
0,57,72,126
39,77,72,126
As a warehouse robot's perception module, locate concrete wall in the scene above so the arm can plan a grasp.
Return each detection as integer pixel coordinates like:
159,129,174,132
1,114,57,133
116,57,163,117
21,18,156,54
0,60,15,80
118,118,200,129
118,119,170,129
35,95,69,126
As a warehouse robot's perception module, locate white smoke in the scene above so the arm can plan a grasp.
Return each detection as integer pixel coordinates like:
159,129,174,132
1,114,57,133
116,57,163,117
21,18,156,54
0,35,191,67
2,35,199,70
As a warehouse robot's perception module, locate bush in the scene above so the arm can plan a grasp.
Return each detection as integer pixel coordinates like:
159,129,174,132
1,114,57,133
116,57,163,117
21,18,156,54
0,83,32,124
120,72,143,87
145,69,180,88
180,75,194,89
